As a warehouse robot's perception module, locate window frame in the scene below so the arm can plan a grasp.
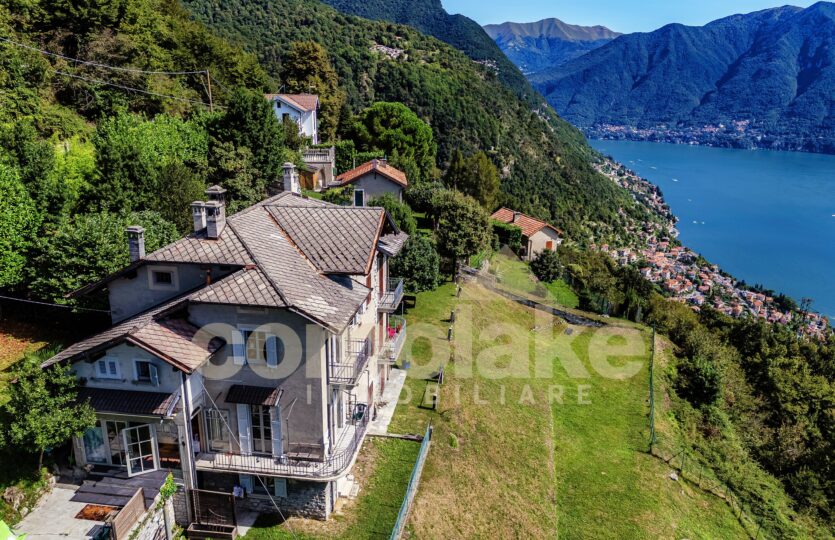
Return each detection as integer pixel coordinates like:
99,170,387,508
147,265,179,291
134,360,159,386
96,357,122,380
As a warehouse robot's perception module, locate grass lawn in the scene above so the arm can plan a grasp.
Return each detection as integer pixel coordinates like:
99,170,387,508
239,437,420,539
489,251,579,309
394,282,746,539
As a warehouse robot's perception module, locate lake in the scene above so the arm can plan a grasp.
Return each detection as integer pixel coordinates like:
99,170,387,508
590,140,835,317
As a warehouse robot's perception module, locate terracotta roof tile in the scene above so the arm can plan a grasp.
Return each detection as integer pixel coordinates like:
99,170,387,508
264,93,319,112
490,208,563,238
335,160,408,187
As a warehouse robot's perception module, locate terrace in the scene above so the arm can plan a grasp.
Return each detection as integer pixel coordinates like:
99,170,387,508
378,277,404,313
381,315,407,364
329,338,371,386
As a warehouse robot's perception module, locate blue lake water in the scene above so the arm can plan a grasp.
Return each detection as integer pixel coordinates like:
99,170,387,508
590,140,835,318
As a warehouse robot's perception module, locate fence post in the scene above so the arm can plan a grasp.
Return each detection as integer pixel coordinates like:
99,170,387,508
649,326,657,450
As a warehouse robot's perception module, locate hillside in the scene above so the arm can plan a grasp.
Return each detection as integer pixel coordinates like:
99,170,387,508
319,0,538,104
533,3,835,153
484,18,620,75
183,0,658,241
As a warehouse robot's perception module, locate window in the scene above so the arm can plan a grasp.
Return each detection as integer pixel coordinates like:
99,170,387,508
96,358,121,379
238,328,283,367
353,189,365,207
250,405,272,455
249,476,288,498
134,360,159,386
206,409,230,451
147,266,178,291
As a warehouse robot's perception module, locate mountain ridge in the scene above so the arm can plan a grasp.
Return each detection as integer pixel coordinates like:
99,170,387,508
531,3,835,153
484,17,620,74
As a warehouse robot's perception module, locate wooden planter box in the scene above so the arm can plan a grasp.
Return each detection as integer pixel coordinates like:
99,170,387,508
185,523,237,540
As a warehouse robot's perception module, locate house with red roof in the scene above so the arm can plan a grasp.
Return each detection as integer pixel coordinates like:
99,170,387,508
265,93,320,144
490,208,563,261
331,159,408,207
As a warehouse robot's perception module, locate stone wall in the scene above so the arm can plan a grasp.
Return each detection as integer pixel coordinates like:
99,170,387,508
172,488,190,527
238,480,331,520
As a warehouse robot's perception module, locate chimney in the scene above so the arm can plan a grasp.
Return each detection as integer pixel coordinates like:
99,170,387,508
191,201,207,233
512,211,521,223
282,162,299,194
126,226,145,262
205,185,227,239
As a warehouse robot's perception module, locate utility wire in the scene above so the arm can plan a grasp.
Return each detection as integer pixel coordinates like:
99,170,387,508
52,69,217,108
0,294,111,313
0,35,207,75
198,379,299,540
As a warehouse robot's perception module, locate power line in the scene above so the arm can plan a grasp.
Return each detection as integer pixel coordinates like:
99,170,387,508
0,35,207,75
52,69,218,108
0,294,111,313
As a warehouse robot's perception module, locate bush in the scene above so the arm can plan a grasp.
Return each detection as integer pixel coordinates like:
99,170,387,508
675,356,722,407
492,220,522,252
530,249,562,283
391,235,440,292
322,186,352,206
369,194,416,236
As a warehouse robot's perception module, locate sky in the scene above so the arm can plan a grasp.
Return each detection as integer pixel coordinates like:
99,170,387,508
442,0,817,33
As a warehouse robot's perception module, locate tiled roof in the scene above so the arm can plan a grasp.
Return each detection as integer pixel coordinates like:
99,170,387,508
265,93,319,112
335,160,408,188
378,231,409,256
42,293,220,373
190,267,287,308
225,384,282,407
268,206,384,274
227,201,369,331
490,208,563,238
145,227,253,266
77,387,180,416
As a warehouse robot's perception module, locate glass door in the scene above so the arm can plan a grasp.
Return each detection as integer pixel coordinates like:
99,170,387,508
122,424,159,477
250,405,272,455
105,420,128,466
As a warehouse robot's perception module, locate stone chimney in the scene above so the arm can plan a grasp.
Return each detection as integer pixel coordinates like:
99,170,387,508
512,211,521,223
191,201,207,233
283,162,299,194
205,185,227,239
126,226,145,262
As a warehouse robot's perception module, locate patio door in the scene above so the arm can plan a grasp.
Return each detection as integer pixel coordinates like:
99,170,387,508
122,424,159,477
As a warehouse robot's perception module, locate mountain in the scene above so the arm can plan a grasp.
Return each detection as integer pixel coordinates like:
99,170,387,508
532,3,835,153
484,18,621,75
183,0,658,240
319,0,539,104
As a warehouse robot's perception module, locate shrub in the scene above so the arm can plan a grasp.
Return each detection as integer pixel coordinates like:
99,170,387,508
675,356,722,407
369,193,417,236
530,249,562,283
391,235,440,292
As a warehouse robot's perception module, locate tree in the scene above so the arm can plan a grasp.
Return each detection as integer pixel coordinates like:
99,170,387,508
207,141,265,212
0,165,40,288
209,88,285,195
369,194,417,236
29,211,178,303
443,150,500,209
281,41,346,142
349,102,437,184
391,235,440,292
0,353,96,469
675,356,722,407
530,249,562,283
156,162,207,233
432,190,490,275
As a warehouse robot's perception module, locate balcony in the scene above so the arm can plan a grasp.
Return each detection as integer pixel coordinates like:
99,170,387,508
378,277,404,313
329,338,371,386
381,316,407,364
193,414,369,480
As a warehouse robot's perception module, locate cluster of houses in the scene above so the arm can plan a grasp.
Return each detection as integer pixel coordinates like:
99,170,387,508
34,94,418,537
600,240,829,337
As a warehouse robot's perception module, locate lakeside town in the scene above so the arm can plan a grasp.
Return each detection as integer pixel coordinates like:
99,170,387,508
594,159,831,339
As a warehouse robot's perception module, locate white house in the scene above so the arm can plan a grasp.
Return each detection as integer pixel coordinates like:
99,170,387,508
266,93,319,144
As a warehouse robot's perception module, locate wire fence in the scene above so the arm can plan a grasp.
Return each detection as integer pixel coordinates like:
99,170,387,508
647,330,769,539
390,424,433,540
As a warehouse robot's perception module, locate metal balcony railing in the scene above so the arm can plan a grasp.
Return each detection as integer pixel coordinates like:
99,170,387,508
193,414,369,480
329,338,371,386
378,277,404,313
381,316,407,364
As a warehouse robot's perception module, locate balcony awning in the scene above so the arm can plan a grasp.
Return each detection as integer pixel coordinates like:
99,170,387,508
77,387,180,417
225,385,282,407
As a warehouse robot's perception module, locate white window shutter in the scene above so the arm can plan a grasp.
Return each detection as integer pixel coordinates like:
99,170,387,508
266,335,278,368
236,404,252,455
270,406,283,458
238,474,253,495
149,364,159,387
274,478,287,498
232,330,246,365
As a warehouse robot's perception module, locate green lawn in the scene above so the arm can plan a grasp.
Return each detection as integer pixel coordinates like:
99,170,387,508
240,437,420,539
393,282,746,539
489,251,579,309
